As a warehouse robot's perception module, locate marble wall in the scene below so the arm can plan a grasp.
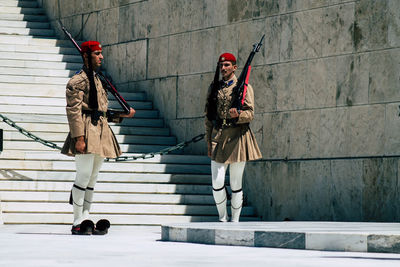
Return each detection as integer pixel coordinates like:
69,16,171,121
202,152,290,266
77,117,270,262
39,0,400,221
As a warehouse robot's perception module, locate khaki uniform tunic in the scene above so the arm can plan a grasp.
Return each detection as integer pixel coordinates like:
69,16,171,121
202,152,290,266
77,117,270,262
61,68,122,159
205,75,262,164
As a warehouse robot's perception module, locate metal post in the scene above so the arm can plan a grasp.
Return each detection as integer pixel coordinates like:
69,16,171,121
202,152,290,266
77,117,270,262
0,129,2,153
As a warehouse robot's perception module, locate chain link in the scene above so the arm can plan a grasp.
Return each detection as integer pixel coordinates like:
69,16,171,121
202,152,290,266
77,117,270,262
0,113,205,161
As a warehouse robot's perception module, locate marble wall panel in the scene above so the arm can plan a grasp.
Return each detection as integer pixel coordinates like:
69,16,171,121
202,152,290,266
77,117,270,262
147,36,169,78
330,159,363,221
264,16,281,64
214,24,238,61
262,112,291,159
384,103,400,156
82,12,98,41
269,161,301,220
320,107,350,158
238,19,267,67
349,105,385,156
97,8,119,46
292,8,323,60
250,65,277,113
369,49,400,103
276,61,306,111
243,161,272,220
102,43,127,84
322,3,354,56
252,0,279,18
288,109,321,159
362,158,399,221
59,15,82,41
147,0,169,38
177,74,202,118
118,2,148,42
167,0,193,34
189,29,216,74
388,0,400,47
298,160,332,220
204,0,228,28
227,0,253,23
335,54,369,107
305,58,336,109
354,0,388,51
167,32,191,76
153,77,177,123
126,40,147,81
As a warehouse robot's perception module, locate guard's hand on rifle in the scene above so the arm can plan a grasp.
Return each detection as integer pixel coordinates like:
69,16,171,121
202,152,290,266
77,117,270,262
75,136,86,153
207,142,212,158
229,108,240,118
120,108,135,118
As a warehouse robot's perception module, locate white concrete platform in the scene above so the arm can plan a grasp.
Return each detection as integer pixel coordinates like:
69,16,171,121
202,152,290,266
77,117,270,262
161,221,400,253
1,225,400,267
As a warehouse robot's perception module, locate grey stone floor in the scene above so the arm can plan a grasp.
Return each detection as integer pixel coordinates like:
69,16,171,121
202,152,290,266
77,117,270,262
1,224,400,267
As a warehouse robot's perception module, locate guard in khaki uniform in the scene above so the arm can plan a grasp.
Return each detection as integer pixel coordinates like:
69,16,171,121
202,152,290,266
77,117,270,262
205,53,261,222
61,41,135,234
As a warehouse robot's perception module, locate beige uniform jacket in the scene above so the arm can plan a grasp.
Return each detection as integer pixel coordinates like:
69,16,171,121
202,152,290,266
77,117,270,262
205,75,262,164
61,68,122,159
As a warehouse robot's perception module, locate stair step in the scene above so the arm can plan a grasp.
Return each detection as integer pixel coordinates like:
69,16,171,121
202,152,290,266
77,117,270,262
0,20,49,28
0,84,147,100
0,26,54,36
0,151,209,164
0,202,254,216
0,13,47,21
0,59,82,70
0,35,73,46
0,170,210,184
3,131,175,145
0,0,38,8
0,51,82,62
0,123,170,136
0,74,70,85
0,180,210,194
0,66,75,77
2,114,164,127
0,159,209,174
1,213,250,225
2,141,180,154
0,6,45,15
0,191,214,205
0,43,77,55
0,92,148,104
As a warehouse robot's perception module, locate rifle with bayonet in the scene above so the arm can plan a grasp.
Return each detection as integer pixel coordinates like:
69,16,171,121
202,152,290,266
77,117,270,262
60,24,131,117
231,34,265,112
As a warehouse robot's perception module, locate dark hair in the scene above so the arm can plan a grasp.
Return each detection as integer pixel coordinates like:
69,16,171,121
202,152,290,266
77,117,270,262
206,64,220,121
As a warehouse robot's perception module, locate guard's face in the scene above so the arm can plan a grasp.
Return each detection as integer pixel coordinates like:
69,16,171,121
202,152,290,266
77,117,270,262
84,50,103,70
220,61,237,81
91,50,103,70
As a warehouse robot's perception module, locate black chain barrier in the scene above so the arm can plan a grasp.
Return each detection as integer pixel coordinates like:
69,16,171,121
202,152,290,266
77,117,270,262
0,113,205,162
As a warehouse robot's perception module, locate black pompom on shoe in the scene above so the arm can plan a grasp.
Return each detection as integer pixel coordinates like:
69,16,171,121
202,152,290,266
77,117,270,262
71,220,94,235
93,219,110,235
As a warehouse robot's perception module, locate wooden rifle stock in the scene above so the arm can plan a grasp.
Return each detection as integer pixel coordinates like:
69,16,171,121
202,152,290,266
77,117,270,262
60,25,131,115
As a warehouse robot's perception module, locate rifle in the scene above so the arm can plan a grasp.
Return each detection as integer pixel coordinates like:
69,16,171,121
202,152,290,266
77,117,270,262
60,24,131,116
231,34,265,112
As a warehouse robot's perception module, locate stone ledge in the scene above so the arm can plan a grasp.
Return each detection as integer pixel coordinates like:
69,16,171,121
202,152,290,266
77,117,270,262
161,221,400,253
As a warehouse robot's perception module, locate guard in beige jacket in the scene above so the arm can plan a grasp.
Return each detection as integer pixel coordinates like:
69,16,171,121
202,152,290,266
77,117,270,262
205,53,261,222
61,41,135,234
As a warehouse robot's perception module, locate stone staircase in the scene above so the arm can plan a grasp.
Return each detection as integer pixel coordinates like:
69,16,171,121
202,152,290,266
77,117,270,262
0,0,258,225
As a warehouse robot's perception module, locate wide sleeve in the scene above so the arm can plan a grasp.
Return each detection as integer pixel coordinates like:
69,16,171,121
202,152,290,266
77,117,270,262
204,84,214,143
236,84,255,124
65,80,85,138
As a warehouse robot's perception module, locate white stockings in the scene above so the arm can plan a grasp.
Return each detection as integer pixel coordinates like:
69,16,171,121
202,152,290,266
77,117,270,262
211,160,246,222
71,154,104,226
